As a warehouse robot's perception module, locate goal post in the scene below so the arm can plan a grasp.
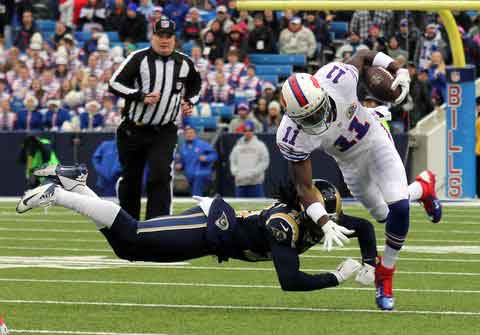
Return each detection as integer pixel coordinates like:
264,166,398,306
236,0,479,198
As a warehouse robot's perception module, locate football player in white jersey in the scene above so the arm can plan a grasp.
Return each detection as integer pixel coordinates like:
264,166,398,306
276,49,442,310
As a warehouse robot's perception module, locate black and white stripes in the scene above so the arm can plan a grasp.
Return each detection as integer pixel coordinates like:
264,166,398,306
109,47,201,126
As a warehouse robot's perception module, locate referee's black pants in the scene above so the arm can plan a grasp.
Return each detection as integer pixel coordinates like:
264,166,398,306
116,120,177,220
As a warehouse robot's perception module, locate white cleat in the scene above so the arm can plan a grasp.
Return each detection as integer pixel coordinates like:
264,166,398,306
355,263,376,286
332,258,362,283
16,183,58,214
34,164,88,191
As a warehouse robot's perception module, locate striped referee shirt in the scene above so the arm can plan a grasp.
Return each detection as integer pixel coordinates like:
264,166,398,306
108,47,202,126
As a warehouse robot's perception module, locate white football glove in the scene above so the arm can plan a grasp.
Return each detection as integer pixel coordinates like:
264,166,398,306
391,68,410,105
355,263,375,286
192,196,214,216
321,220,354,252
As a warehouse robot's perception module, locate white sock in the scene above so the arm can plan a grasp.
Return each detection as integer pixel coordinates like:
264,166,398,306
70,184,100,198
55,188,120,230
408,181,423,201
382,245,399,269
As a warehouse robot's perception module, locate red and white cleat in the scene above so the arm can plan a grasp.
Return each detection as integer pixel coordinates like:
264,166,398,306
415,170,442,223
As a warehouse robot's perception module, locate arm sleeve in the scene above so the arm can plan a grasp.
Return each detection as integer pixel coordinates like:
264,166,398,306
184,57,202,105
270,242,338,291
229,146,239,176
108,51,145,101
203,143,218,163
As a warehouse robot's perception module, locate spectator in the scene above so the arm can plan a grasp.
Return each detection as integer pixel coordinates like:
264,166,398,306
79,0,107,31
183,7,204,43
92,139,122,196
263,10,280,41
0,79,10,101
387,35,408,60
426,50,447,106
54,54,70,80
278,16,316,59
224,24,248,61
0,98,15,131
206,5,233,34
349,10,393,40
119,3,147,43
29,79,47,107
164,0,189,31
303,11,331,49
43,99,71,131
228,102,262,133
59,0,75,28
248,13,275,54
414,23,447,69
253,97,268,124
229,120,270,197
52,21,70,47
146,6,163,39
408,64,434,129
14,10,37,52
102,95,121,130
15,95,43,131
11,64,32,99
41,69,61,101
334,30,368,62
191,45,209,80
105,0,126,31
138,0,154,19
263,100,282,133
237,64,262,102
224,49,246,87
175,127,218,196
363,24,387,53
233,10,251,31
202,21,226,61
204,72,234,104
394,18,421,60
260,82,276,103
80,100,104,130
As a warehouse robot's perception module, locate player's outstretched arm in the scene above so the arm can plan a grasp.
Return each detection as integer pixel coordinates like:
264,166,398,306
289,160,354,251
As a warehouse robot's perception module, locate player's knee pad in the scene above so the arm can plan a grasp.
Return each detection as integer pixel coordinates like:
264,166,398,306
385,199,410,250
369,204,389,223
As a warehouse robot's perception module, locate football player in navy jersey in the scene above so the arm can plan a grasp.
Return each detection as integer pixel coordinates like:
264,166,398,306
17,164,377,292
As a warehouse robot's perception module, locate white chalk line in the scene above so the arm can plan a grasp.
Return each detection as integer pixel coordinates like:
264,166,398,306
1,299,479,316
1,277,479,294
10,330,167,335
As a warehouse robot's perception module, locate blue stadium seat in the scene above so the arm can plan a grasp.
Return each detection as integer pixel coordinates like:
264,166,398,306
105,31,120,42
111,42,124,49
136,42,150,50
210,104,235,121
36,20,56,32
41,31,54,41
185,116,218,131
330,21,349,40
199,10,216,23
249,53,306,66
10,97,25,113
74,31,92,42
257,74,278,85
182,40,194,56
255,65,292,77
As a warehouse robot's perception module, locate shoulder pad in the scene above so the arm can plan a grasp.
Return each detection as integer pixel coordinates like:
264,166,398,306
266,213,299,248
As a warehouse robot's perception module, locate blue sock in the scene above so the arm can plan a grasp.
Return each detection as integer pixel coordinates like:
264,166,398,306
385,199,410,251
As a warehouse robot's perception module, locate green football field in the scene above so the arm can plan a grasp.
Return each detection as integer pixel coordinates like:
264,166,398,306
0,200,479,335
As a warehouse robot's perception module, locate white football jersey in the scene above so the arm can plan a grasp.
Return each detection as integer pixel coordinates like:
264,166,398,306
277,62,379,163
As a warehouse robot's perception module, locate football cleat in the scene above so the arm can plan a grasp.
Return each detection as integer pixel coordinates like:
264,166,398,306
415,170,442,223
375,257,396,311
34,164,88,191
355,263,375,286
16,183,58,214
332,258,362,283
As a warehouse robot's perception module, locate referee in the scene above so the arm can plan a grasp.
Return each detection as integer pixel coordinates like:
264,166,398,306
108,17,201,220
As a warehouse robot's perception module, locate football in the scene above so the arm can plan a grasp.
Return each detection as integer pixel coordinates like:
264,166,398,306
365,66,402,103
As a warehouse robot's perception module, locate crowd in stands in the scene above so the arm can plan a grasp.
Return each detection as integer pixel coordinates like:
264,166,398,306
0,1,479,135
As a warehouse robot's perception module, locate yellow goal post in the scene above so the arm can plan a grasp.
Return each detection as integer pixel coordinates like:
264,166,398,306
236,0,480,67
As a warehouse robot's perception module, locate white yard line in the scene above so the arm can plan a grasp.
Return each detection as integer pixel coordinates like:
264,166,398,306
1,299,479,316
1,277,479,294
10,330,168,335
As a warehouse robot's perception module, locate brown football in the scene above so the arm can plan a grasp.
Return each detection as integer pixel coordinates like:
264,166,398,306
365,66,402,102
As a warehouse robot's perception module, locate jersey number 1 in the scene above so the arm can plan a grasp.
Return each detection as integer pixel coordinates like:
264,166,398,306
282,126,299,146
